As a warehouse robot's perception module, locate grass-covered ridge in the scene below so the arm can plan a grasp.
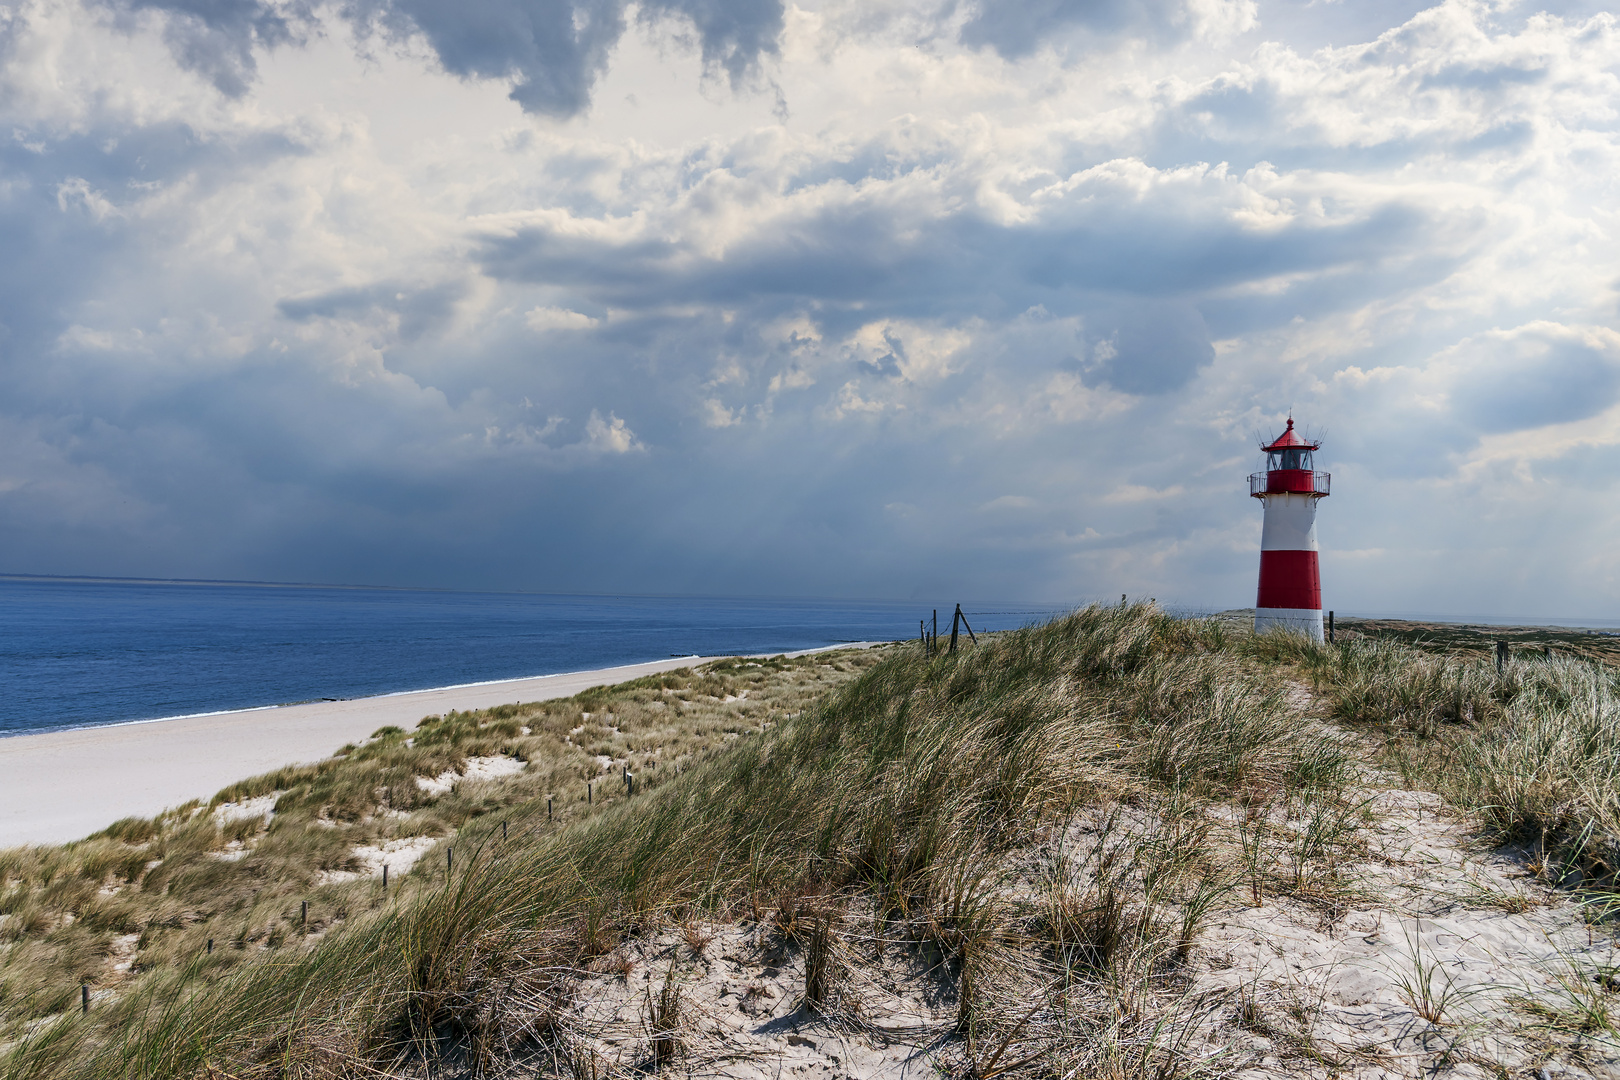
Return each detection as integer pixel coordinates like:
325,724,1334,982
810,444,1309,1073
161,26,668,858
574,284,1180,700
0,652,873,1042
4,604,1356,1079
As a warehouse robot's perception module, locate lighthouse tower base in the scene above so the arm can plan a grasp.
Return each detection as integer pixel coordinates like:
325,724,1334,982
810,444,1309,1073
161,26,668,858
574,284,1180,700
1255,607,1324,642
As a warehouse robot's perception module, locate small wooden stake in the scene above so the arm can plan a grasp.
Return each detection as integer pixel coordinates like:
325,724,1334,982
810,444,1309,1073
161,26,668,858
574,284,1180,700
588,782,593,804
447,847,453,876
548,796,553,822
502,820,508,842
81,984,89,1014
301,900,307,927
382,864,388,890
206,938,213,955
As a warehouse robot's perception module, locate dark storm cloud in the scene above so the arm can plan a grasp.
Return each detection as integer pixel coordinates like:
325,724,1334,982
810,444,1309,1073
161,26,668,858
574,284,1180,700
340,0,781,116
474,178,1435,331
101,0,315,96
339,0,628,116
99,0,782,114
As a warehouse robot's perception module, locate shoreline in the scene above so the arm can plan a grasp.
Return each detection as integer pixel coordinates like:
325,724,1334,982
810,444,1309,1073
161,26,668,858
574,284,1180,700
0,655,720,743
0,644,883,848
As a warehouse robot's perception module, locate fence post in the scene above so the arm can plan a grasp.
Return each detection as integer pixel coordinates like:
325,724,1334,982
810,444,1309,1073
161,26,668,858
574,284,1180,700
81,984,88,1014
548,795,553,822
447,847,453,877
949,605,961,654
933,610,938,654
382,864,388,891
1496,641,1508,672
1327,610,1334,644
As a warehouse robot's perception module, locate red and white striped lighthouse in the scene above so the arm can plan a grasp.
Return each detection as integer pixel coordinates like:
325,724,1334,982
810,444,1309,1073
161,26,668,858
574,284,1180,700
1250,418,1331,640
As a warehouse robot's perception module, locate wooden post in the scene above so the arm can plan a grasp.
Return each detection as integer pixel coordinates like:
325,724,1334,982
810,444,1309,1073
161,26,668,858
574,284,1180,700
1327,611,1335,644
447,847,453,876
548,795,553,822
920,619,926,648
1496,641,1508,672
588,781,593,804
960,609,977,644
206,938,213,955
81,984,88,1014
502,820,508,842
933,610,938,654
949,605,961,653
382,864,388,890
627,772,634,797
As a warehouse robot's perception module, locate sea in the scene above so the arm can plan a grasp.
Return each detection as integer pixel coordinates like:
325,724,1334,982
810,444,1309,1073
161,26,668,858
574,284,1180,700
0,576,1070,738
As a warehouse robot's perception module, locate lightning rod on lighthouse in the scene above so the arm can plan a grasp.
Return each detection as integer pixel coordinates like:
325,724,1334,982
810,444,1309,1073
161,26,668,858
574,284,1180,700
1250,418,1331,641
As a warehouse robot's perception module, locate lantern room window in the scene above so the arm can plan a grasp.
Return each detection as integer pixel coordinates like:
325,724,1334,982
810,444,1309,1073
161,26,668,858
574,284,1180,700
1268,447,1313,472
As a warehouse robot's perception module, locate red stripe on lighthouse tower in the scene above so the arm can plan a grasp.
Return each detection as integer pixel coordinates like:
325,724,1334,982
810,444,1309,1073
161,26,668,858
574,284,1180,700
1251,418,1329,641
1257,550,1320,609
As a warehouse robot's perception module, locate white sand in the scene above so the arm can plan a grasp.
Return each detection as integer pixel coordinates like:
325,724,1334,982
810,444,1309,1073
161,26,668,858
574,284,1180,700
0,656,722,847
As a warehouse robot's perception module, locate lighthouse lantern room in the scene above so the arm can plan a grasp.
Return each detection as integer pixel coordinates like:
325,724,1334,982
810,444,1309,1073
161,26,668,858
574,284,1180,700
1250,418,1331,640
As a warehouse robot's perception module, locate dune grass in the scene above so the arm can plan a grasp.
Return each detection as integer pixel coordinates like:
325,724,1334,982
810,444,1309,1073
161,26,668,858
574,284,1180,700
0,652,873,1048
2,604,1356,1079
1275,633,1620,885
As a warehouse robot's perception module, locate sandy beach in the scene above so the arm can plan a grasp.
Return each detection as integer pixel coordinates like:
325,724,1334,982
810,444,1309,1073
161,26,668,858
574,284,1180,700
0,655,738,848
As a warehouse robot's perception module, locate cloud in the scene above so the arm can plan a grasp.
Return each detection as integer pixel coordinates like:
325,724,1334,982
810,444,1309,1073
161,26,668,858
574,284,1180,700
339,0,782,116
102,0,315,96
959,0,1255,58
1445,324,1620,436
1076,301,1215,395
582,409,641,452
2,0,1620,616
525,305,599,331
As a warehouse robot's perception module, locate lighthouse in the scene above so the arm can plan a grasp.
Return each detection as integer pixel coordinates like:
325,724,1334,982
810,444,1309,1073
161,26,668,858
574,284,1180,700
1250,418,1330,640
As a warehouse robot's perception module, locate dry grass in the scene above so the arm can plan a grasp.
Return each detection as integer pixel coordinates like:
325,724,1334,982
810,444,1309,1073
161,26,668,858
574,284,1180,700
1,605,1360,1078
1280,633,1620,885
0,651,874,1044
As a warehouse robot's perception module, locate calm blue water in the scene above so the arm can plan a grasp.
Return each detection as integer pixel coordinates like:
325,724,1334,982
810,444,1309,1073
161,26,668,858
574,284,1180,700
0,577,1067,737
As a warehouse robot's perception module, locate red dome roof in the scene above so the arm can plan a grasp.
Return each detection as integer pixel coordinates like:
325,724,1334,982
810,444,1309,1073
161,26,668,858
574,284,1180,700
1261,417,1321,452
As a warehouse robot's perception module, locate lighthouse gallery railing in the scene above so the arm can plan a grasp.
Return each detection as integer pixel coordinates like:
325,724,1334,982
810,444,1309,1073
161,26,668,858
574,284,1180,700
1249,471,1330,497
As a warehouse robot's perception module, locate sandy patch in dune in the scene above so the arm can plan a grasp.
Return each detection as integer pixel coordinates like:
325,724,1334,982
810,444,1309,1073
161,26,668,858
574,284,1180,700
316,836,441,885
211,793,279,825
415,755,526,797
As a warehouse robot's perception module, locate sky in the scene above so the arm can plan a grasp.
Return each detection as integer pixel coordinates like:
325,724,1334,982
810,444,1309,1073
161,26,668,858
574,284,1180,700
1,0,1618,615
